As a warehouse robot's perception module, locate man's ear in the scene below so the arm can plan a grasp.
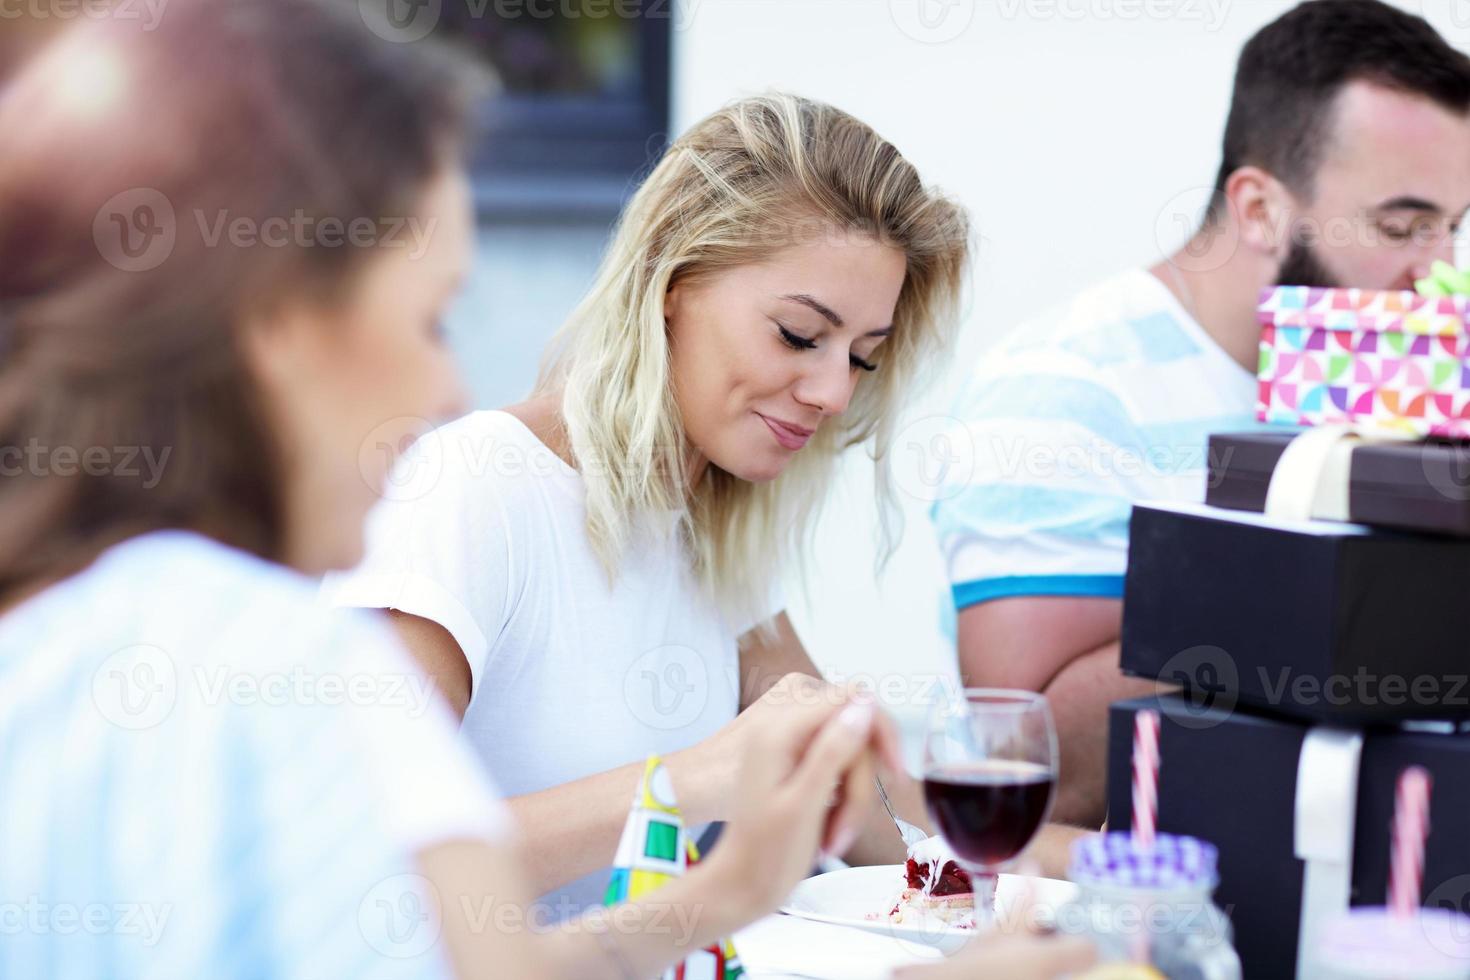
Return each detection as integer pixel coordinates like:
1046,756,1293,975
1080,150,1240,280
1224,165,1294,260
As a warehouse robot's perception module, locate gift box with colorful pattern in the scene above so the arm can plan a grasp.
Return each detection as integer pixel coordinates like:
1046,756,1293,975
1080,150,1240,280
1256,286,1470,437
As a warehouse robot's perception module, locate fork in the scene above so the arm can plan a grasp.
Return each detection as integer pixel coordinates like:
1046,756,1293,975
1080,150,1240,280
874,775,929,851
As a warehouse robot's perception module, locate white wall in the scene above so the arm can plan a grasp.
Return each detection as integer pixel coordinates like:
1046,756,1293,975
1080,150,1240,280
669,0,1470,726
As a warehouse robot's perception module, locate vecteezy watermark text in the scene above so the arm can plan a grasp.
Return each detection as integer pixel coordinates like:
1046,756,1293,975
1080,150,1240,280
94,188,440,273
358,0,698,45
1257,667,1470,711
995,0,1230,29
0,440,170,489
0,0,168,30
1154,645,1470,730
358,878,704,960
0,898,171,947
92,644,441,731
195,210,437,260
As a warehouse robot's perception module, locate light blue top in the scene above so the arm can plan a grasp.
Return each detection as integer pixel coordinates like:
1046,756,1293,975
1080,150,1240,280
0,531,508,979
930,268,1261,611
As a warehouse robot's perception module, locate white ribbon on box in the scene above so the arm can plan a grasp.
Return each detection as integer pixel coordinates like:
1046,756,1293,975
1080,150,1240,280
1269,426,1408,976
1267,424,1452,974
1293,727,1365,980
1264,424,1417,523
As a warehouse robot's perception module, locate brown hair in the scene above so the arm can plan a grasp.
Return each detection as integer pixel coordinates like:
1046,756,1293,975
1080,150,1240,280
0,0,482,601
1210,0,1470,219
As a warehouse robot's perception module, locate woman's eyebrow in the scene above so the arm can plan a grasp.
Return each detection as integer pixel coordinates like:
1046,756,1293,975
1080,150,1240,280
780,293,844,327
780,292,892,337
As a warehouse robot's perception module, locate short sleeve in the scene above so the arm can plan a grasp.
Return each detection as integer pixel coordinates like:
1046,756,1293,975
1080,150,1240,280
929,365,1143,611
322,413,516,696
322,612,514,849
195,611,513,978
738,579,788,636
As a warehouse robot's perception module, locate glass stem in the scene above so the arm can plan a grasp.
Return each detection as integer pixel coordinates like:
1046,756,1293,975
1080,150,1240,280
972,870,998,933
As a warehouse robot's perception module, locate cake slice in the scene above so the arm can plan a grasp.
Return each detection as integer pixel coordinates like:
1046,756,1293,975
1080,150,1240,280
886,837,976,928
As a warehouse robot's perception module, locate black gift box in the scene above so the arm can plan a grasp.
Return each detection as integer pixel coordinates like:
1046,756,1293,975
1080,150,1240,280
1120,501,1470,723
1108,694,1470,978
1206,430,1470,537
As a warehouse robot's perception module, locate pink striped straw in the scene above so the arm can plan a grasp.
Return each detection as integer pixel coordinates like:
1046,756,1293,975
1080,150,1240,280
1132,709,1161,850
1388,766,1432,919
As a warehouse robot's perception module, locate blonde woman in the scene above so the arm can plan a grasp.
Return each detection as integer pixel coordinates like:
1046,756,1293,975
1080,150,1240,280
328,95,981,909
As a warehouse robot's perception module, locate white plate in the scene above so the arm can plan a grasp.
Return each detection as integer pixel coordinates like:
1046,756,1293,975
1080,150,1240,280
780,865,1079,953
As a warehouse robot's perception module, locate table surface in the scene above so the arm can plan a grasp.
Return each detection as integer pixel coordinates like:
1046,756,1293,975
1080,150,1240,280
734,913,943,979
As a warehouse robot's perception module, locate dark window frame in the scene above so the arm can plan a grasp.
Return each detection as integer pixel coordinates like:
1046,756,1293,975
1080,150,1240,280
466,6,671,220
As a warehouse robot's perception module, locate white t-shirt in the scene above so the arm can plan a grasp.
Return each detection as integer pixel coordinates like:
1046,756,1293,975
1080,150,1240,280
930,267,1262,612
0,530,510,979
323,409,747,913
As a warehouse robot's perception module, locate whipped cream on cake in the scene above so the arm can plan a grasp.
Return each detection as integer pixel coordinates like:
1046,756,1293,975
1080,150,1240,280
885,836,976,929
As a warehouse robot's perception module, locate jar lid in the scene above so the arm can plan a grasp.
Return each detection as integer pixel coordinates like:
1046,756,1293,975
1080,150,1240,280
1317,907,1470,979
1068,832,1218,891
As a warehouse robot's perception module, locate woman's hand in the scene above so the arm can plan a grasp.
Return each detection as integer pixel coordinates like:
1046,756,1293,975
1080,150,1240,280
522,694,901,980
696,688,898,919
681,672,904,823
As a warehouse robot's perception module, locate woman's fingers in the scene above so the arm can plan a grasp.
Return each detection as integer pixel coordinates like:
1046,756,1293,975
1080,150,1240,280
835,681,904,777
788,701,876,807
866,700,907,776
735,697,842,805
820,746,877,859
736,681,901,859
756,677,904,778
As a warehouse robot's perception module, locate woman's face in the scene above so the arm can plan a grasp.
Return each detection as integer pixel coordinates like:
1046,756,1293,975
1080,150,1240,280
246,168,473,573
665,233,907,484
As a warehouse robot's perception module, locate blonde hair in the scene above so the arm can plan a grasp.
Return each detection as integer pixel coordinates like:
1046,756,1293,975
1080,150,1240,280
538,93,969,626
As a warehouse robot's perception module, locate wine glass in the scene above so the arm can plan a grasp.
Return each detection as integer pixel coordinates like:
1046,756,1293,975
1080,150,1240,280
922,688,1059,933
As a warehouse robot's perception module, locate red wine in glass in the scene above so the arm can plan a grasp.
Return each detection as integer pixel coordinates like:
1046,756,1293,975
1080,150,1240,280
923,761,1055,868
923,689,1058,932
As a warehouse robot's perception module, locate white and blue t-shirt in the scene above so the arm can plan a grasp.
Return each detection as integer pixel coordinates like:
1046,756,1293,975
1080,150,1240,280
0,531,510,979
930,268,1260,612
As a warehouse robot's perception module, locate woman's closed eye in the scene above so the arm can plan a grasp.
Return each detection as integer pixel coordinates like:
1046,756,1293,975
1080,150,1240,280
778,323,879,372
777,324,816,351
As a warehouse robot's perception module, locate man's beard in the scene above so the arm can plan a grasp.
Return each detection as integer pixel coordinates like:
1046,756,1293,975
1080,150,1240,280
1276,240,1342,288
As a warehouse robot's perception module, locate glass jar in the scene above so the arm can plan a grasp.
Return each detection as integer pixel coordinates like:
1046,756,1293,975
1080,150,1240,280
1058,832,1242,980
1311,907,1470,980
